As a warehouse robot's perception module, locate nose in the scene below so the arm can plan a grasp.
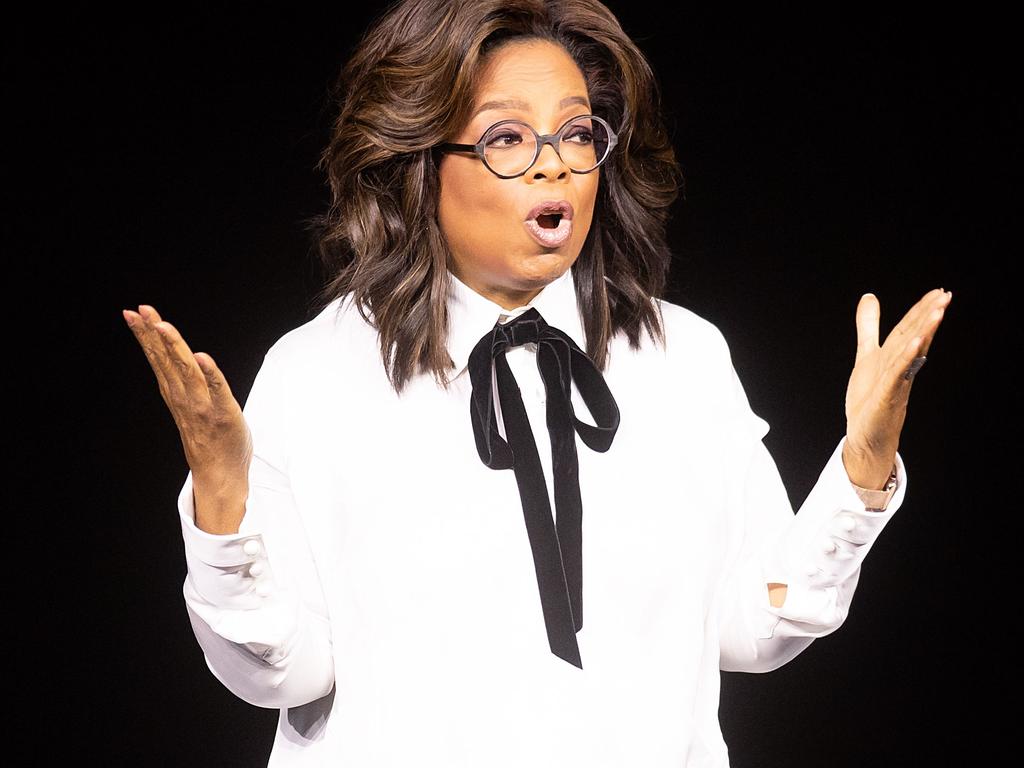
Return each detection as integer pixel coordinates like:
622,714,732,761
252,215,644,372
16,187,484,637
529,139,570,180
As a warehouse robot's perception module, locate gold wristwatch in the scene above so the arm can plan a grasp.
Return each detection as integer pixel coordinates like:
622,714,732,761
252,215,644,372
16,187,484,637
850,464,898,512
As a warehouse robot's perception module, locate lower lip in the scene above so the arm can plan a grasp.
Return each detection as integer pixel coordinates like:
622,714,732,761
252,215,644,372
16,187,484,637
524,217,573,248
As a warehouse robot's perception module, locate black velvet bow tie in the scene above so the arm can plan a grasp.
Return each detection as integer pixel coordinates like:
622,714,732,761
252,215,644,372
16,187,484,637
467,307,620,669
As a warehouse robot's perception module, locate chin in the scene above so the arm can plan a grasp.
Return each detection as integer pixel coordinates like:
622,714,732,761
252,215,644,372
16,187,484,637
514,252,575,285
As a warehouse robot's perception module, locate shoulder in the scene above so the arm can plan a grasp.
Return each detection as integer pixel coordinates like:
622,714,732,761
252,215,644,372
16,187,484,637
650,296,768,438
606,295,740,409
262,294,379,366
650,296,735,369
246,294,388,402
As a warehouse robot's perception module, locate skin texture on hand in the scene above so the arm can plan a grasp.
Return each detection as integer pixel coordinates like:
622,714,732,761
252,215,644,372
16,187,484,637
843,288,952,489
768,288,952,608
123,304,252,534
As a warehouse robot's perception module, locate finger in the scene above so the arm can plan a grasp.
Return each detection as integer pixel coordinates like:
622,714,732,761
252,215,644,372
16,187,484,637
138,303,163,324
137,305,181,400
915,292,951,357
153,319,209,402
193,352,239,410
882,333,926,402
895,289,951,359
854,293,880,364
886,288,947,349
878,291,950,399
125,306,174,398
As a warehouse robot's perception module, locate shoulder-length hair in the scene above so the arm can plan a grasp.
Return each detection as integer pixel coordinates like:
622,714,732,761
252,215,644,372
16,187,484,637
309,0,682,394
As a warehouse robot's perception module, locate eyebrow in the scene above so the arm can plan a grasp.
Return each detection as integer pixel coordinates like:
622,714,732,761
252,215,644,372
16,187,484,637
471,95,590,119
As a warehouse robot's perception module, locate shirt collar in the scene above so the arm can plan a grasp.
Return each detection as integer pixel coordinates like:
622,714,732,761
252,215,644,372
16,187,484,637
446,266,586,379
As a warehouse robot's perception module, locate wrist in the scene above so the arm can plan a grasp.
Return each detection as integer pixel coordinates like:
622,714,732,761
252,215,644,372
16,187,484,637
842,439,895,490
192,473,249,535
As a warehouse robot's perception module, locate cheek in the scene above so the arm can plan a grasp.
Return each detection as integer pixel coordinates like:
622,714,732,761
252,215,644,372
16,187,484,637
441,164,488,208
576,175,600,230
439,166,523,259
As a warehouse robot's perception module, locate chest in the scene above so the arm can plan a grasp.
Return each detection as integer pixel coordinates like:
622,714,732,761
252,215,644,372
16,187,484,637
282,338,734,652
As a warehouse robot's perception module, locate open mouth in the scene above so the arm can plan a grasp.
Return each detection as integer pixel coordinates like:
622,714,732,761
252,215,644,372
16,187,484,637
524,215,572,248
535,212,563,229
523,200,574,248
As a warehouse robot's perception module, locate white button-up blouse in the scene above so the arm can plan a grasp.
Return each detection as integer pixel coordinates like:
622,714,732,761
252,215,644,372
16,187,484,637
176,266,906,767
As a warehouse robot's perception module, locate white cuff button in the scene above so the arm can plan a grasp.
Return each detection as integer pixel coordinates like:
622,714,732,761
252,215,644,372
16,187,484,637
242,539,262,557
249,561,265,578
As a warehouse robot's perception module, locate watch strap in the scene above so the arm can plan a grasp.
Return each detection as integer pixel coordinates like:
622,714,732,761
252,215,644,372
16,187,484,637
850,464,898,511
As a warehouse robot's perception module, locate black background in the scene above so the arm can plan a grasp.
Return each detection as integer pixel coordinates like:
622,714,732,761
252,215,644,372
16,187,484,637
18,1,1011,765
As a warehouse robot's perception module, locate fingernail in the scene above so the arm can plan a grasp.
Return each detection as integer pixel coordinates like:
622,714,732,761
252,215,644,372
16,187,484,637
122,310,134,326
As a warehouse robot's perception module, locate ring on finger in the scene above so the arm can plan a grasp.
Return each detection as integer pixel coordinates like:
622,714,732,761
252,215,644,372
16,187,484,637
903,355,927,380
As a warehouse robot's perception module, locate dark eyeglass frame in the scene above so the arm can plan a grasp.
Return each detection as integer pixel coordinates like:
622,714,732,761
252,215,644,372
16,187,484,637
434,113,619,179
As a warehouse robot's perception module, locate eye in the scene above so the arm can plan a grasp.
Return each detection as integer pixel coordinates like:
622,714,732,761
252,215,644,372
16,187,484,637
563,126,594,145
485,130,524,148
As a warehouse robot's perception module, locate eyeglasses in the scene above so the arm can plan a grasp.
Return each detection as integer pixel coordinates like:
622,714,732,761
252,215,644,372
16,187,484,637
435,114,618,179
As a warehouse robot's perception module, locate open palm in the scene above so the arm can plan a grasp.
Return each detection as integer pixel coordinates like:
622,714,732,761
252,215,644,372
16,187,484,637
843,287,952,488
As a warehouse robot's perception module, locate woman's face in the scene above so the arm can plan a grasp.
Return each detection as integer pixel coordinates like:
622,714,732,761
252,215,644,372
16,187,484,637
438,39,599,310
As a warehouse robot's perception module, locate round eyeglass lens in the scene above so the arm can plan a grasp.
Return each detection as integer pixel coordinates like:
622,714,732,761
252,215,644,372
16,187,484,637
482,116,611,176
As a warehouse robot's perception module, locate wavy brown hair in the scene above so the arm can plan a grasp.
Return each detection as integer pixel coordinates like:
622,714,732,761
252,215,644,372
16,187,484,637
309,0,683,394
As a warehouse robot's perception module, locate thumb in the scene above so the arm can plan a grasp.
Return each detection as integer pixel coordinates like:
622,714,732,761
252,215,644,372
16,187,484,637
855,293,880,363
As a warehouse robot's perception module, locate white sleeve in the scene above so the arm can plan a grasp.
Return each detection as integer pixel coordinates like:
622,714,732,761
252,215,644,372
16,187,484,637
176,344,335,708
714,335,907,673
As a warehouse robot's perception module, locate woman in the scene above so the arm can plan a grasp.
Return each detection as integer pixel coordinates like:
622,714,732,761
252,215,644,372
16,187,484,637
123,0,950,765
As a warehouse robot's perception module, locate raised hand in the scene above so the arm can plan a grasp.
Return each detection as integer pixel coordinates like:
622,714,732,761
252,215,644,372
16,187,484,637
842,288,953,489
123,305,252,534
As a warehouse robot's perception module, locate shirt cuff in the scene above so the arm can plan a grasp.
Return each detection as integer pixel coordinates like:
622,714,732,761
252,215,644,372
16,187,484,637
177,470,278,610
755,436,907,636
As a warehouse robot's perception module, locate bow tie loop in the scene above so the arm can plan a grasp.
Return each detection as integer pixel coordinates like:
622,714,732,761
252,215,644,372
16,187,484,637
497,309,547,349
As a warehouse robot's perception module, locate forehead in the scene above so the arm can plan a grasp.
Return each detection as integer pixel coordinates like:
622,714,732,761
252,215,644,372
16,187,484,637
473,39,588,101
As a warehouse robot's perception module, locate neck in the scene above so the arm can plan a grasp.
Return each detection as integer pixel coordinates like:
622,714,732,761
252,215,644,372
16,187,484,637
449,270,546,311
